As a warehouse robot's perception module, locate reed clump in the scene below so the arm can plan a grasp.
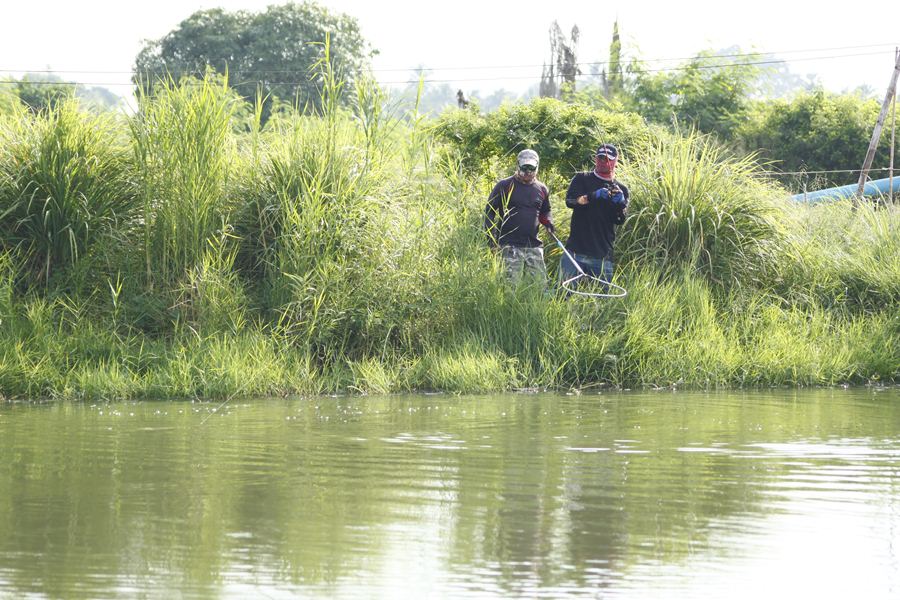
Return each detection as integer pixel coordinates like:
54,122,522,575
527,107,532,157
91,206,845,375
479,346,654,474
0,99,135,286
131,77,241,289
617,132,788,289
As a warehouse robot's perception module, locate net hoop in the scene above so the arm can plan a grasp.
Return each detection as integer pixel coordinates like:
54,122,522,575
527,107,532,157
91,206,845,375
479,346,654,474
560,273,627,298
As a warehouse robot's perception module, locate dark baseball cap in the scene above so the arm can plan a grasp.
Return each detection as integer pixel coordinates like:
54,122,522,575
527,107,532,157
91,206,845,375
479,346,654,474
596,144,619,159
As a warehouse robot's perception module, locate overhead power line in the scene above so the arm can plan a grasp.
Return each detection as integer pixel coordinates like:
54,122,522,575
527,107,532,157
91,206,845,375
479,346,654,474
759,166,897,176
361,41,900,73
377,50,898,85
1,41,897,76
0,48,895,88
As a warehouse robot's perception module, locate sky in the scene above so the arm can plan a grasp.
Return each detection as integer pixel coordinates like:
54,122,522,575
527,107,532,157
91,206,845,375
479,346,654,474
2,0,899,104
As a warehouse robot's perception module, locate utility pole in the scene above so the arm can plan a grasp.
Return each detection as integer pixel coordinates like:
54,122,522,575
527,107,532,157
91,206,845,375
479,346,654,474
890,48,898,204
857,49,900,198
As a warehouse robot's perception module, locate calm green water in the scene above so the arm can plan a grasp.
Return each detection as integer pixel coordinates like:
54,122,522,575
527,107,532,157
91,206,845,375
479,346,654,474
2,389,899,599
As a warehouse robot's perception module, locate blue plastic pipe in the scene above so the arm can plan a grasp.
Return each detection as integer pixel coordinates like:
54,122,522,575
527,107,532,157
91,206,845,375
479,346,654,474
792,176,900,202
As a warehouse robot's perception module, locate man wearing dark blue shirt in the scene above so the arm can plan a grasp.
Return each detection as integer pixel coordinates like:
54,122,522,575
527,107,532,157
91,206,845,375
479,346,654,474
559,143,629,290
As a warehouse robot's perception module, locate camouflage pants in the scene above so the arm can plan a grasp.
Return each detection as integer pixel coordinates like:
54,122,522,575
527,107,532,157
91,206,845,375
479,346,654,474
500,245,547,285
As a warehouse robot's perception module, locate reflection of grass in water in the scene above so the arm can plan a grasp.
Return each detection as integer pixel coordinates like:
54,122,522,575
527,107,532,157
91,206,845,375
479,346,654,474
0,66,896,397
9,390,897,594
14,390,891,594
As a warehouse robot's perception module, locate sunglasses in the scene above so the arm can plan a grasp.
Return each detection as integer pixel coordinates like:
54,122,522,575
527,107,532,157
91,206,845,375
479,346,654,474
518,164,537,172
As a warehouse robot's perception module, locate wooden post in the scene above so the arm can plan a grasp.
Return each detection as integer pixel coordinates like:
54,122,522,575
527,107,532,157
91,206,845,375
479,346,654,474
857,49,900,198
890,48,898,203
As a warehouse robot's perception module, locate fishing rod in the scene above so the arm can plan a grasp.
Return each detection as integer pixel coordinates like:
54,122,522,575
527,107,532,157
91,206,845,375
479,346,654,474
546,228,627,299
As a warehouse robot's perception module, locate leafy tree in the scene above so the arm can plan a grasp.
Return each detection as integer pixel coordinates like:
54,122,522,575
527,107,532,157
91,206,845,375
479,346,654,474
0,75,122,115
472,87,528,113
388,79,525,117
540,21,580,99
624,51,760,140
14,75,75,113
134,2,375,118
76,86,125,111
754,59,820,98
736,89,894,188
0,83,19,116
551,31,761,141
387,69,467,117
389,81,454,117
601,20,624,97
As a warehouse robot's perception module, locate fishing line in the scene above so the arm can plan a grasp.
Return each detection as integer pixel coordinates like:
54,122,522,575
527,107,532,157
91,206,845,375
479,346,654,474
199,396,233,425
199,387,245,425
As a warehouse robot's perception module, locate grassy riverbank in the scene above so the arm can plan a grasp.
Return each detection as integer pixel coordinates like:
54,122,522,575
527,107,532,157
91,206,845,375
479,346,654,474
0,75,896,399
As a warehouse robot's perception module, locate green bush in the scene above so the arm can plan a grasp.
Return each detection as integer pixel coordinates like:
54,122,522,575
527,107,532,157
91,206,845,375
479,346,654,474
0,82,896,397
623,51,761,141
736,90,893,189
433,98,654,177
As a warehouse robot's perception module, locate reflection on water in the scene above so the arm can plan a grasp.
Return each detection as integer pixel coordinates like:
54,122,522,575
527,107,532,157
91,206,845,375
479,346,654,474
1,389,899,599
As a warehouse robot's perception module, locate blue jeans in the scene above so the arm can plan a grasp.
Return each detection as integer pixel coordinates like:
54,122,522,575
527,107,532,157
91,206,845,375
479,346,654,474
558,251,613,292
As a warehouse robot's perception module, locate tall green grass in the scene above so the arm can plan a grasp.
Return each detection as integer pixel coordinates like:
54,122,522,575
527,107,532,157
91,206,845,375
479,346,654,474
131,77,240,288
0,99,135,286
617,132,787,288
779,199,900,310
0,77,895,399
237,72,400,361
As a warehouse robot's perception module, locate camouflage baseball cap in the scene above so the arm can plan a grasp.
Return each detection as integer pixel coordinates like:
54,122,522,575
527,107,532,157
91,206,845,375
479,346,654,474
517,149,539,168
